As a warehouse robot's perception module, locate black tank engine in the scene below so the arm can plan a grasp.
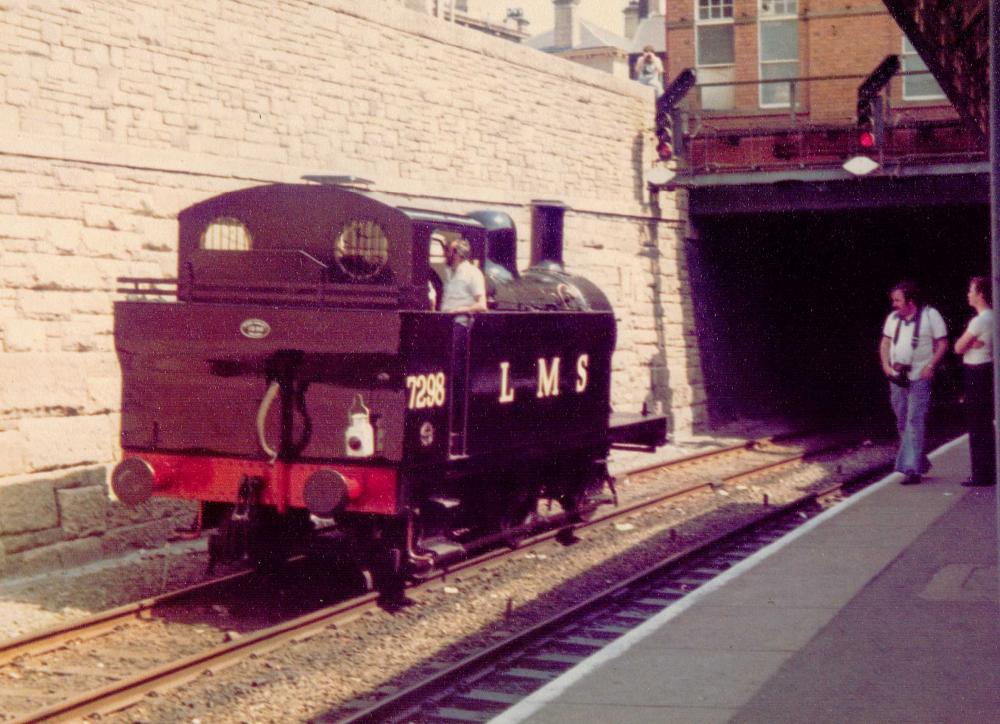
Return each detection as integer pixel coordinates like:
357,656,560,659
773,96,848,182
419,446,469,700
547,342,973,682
111,181,666,579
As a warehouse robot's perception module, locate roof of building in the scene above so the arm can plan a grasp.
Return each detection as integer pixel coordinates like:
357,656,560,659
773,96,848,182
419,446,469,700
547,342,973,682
628,14,665,53
525,18,631,52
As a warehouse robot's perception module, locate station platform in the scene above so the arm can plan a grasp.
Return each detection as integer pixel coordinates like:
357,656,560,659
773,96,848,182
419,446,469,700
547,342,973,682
494,436,1000,723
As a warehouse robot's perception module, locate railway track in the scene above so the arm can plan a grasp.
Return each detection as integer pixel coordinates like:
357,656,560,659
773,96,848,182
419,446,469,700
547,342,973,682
0,431,872,723
338,471,861,723
336,482,853,723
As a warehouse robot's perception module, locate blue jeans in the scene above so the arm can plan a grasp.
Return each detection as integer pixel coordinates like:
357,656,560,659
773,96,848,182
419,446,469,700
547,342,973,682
890,378,932,476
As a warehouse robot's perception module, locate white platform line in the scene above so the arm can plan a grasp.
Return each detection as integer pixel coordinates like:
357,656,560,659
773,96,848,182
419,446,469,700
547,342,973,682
490,435,967,723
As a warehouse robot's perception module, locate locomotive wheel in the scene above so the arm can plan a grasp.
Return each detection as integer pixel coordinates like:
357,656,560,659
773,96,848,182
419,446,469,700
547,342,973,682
499,491,538,535
559,477,607,522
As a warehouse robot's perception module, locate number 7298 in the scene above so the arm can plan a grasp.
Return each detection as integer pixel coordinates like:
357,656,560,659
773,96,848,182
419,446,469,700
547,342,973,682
405,372,446,410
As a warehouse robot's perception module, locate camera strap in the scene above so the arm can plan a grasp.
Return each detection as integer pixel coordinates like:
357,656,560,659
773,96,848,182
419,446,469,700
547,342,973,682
892,306,923,350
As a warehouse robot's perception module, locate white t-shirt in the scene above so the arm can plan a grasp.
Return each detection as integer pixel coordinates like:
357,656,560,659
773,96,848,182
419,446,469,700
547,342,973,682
962,309,994,365
440,260,485,313
882,306,947,380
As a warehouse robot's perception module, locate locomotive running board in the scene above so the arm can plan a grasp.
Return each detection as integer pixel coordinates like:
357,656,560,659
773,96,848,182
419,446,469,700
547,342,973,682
609,412,668,450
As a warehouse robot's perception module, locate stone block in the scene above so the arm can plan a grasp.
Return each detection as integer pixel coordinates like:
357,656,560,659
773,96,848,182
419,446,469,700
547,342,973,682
82,204,123,229
14,290,66,322
0,266,35,288
4,545,63,578
20,414,115,471
0,213,50,240
69,291,113,315
43,218,85,254
0,478,58,534
86,372,121,413
2,537,101,576
1,319,47,352
58,485,108,536
1,526,65,554
16,190,83,219
106,497,197,527
28,253,105,291
0,355,92,413
101,516,185,556
58,317,106,352
0,431,26,477
55,537,104,568
54,166,97,189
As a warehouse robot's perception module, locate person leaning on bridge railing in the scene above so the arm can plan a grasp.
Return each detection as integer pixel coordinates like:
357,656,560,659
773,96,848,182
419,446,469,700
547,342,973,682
634,45,664,100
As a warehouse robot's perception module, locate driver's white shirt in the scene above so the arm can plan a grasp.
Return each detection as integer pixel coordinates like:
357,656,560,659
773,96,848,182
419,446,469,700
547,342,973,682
441,260,485,312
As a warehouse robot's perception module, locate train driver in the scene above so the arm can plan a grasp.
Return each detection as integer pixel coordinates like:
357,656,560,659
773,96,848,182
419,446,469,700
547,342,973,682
438,235,487,314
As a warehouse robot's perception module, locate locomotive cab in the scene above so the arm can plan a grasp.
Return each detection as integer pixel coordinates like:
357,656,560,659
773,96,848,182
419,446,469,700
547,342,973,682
112,181,665,581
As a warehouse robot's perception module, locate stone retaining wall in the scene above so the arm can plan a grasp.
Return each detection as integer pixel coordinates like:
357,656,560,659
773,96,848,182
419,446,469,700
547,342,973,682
0,0,705,576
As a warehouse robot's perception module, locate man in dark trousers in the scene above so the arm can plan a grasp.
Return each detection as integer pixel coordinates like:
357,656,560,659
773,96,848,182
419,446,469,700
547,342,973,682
879,280,949,485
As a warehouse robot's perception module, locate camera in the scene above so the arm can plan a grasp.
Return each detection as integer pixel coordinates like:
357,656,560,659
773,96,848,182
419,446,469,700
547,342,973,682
890,362,911,387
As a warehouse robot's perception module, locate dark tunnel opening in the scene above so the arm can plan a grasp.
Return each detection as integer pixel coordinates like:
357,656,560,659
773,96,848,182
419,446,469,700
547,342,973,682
687,203,990,431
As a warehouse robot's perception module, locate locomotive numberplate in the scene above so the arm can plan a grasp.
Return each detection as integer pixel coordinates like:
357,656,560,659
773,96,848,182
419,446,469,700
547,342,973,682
405,372,446,409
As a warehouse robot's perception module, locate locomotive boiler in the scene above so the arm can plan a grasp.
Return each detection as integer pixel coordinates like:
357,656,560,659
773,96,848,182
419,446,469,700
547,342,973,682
110,180,666,581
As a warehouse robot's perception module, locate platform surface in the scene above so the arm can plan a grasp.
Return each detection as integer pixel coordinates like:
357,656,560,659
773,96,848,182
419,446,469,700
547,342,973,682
494,436,1000,723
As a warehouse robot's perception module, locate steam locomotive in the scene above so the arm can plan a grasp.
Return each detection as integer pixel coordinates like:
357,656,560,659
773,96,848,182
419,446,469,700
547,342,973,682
110,179,666,581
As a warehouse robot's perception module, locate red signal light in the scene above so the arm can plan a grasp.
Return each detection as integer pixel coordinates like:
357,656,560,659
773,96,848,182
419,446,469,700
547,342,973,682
656,141,673,160
858,130,875,149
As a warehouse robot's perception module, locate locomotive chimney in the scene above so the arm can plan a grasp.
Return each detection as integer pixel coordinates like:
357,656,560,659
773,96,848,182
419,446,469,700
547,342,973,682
530,200,567,268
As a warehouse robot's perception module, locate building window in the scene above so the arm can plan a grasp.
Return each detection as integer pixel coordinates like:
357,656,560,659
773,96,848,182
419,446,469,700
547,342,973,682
902,37,945,101
696,0,735,110
758,0,799,108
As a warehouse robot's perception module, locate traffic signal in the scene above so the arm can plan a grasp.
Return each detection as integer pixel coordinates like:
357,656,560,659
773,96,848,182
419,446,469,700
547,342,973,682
653,70,696,162
854,56,897,152
655,100,674,160
856,96,876,149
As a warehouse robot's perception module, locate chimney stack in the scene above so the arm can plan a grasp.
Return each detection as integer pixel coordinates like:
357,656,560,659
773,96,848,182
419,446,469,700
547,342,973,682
553,0,581,49
624,1,640,38
530,200,567,268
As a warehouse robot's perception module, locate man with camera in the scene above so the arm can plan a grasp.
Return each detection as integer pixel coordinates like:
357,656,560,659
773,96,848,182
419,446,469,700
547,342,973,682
634,45,664,99
879,280,948,485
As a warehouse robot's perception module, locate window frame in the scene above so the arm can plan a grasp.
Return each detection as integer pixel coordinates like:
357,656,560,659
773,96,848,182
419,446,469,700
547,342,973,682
694,0,735,69
757,0,799,109
901,36,946,102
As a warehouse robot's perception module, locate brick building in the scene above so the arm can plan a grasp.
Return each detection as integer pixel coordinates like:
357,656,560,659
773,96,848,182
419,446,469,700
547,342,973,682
661,0,983,173
651,1,990,429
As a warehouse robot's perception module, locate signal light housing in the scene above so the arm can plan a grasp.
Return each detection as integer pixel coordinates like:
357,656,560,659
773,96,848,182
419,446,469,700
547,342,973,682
856,96,876,150
651,70,696,164
854,57,898,154
655,106,674,161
